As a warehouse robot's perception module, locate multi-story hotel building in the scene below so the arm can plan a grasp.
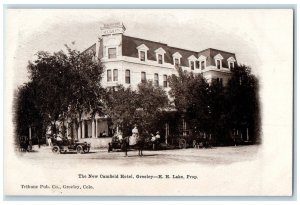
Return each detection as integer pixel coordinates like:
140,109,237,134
69,22,238,143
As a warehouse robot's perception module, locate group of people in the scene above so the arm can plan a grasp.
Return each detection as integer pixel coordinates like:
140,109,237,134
109,124,161,157
47,134,75,147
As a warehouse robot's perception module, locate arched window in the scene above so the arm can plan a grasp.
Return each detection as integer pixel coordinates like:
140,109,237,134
113,69,118,81
141,72,146,83
163,75,168,87
125,70,130,84
154,73,159,86
107,69,112,82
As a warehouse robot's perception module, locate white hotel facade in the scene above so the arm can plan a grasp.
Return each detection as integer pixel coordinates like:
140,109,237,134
69,22,237,142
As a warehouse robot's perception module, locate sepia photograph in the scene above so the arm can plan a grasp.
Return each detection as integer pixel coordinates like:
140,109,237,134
3,8,294,197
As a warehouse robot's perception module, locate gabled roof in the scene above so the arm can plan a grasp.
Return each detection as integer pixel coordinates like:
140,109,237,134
136,44,149,51
155,47,166,54
188,55,198,61
198,48,237,68
122,35,198,67
81,35,238,68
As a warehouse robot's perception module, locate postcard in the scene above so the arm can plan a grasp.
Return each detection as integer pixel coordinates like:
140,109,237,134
4,8,294,196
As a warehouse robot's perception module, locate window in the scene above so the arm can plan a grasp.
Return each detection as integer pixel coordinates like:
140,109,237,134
107,70,112,82
198,55,207,70
214,54,224,70
155,48,166,64
190,61,195,70
125,70,130,84
227,57,236,70
174,58,180,67
113,69,118,81
201,61,206,70
137,44,149,62
163,75,168,87
214,78,223,86
158,54,163,64
219,78,223,86
172,52,182,68
195,61,200,69
140,51,146,61
154,73,159,86
141,72,146,83
108,48,116,59
216,60,221,69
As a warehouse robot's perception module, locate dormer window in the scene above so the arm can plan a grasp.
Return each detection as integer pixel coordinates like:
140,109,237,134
140,51,146,61
195,61,200,69
200,61,206,70
188,55,197,71
172,52,182,68
155,47,166,65
137,44,149,62
174,58,180,67
198,55,207,70
190,61,195,70
158,54,163,64
216,60,221,69
214,54,224,69
227,56,236,70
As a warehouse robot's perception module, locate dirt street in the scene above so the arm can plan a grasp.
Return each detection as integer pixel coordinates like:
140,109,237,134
18,145,260,167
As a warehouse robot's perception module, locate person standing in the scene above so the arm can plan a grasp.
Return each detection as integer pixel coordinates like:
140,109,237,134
130,124,138,146
47,136,52,147
122,135,129,157
151,131,160,150
155,131,160,142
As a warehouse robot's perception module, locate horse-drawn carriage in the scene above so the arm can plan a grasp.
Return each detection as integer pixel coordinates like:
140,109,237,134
108,133,162,154
52,138,91,154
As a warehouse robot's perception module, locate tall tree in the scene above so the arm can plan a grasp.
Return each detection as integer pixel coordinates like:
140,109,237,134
23,45,104,137
14,82,44,144
104,81,169,137
168,67,210,134
27,50,72,135
104,85,139,137
64,45,104,136
227,64,260,143
135,81,169,137
207,79,228,144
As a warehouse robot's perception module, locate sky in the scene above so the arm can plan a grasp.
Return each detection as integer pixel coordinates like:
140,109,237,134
5,9,278,88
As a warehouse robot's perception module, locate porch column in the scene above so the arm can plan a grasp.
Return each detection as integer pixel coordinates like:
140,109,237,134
78,122,82,139
66,122,69,138
95,119,98,138
165,123,169,144
182,118,187,136
92,119,95,138
82,120,85,138
29,126,32,140
246,128,249,141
